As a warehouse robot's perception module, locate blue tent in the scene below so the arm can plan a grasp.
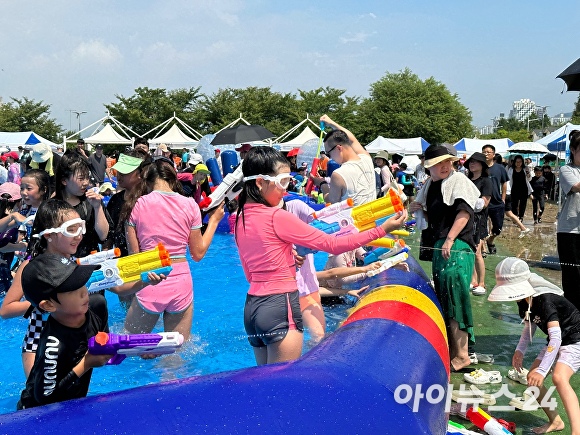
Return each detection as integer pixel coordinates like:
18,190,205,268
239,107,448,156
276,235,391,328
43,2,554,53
537,123,580,153
0,131,59,150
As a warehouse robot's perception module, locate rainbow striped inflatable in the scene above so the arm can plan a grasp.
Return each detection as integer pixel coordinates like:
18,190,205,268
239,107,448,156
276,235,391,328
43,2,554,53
0,256,449,434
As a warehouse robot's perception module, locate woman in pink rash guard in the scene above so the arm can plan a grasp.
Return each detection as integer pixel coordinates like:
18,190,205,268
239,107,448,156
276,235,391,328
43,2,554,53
235,147,407,365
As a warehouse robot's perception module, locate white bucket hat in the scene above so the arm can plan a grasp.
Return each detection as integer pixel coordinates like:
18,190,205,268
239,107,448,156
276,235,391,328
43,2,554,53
488,258,534,302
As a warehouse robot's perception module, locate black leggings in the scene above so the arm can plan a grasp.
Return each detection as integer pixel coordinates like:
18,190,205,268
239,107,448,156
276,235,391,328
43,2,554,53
511,194,528,219
557,232,580,311
532,195,545,220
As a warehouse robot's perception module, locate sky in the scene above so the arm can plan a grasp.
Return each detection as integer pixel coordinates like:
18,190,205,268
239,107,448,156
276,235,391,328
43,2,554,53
1,0,579,136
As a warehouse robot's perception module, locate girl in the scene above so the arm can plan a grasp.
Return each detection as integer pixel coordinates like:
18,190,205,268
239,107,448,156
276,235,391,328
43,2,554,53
55,150,111,258
0,183,23,295
465,152,492,296
124,156,224,341
235,147,406,366
508,155,532,222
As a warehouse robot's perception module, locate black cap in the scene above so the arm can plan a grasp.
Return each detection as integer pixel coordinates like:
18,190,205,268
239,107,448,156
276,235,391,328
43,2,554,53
95,144,103,149
22,254,99,308
77,138,85,144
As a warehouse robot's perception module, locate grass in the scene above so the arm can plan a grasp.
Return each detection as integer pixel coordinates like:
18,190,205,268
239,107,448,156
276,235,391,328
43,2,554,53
411,231,577,435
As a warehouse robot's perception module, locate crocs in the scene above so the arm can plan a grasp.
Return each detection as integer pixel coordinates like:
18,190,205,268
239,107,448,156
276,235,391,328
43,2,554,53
451,385,496,406
509,388,540,411
507,367,528,385
464,368,502,385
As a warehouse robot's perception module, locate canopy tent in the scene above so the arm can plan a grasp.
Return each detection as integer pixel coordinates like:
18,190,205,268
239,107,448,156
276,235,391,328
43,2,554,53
453,138,514,156
388,137,430,155
148,124,199,150
0,131,59,151
277,126,318,152
82,123,133,145
365,136,403,153
537,122,580,153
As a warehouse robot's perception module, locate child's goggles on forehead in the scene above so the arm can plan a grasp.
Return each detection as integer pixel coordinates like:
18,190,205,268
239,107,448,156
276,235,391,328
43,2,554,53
243,173,292,189
37,218,86,238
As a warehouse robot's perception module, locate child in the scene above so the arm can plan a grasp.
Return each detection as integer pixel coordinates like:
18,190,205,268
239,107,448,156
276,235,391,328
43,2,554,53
17,253,112,409
54,150,111,258
530,166,546,224
0,182,23,295
235,147,407,366
488,257,580,434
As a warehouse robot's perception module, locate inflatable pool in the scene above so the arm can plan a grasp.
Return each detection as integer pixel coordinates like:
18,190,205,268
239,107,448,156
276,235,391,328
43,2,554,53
0,256,449,434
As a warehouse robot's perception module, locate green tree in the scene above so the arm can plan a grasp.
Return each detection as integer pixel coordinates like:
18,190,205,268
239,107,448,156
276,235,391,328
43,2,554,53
198,87,298,137
571,95,580,125
105,87,204,137
293,87,360,129
0,97,62,141
354,69,473,145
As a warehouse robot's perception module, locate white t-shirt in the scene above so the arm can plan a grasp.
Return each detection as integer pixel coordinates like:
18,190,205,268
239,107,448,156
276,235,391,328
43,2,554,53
334,154,376,206
558,165,580,234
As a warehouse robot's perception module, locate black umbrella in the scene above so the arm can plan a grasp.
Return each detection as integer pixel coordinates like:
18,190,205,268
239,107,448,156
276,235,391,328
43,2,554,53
210,124,275,145
557,58,580,92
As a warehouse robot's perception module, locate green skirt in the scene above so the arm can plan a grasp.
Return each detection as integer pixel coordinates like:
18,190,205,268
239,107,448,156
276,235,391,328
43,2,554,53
432,238,475,344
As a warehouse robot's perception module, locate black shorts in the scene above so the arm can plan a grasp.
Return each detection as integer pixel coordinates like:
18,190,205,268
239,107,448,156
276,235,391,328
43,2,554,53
488,203,505,236
504,194,513,213
244,291,303,348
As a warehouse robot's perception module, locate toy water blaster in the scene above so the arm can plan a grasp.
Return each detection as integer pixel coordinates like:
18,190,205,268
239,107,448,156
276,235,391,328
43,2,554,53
296,188,404,256
466,407,513,435
364,239,408,264
304,121,325,194
365,252,408,277
198,165,244,212
79,243,173,293
205,158,223,186
88,331,184,365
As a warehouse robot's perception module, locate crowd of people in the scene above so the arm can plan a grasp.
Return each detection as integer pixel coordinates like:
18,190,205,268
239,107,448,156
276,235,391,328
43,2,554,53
0,119,579,434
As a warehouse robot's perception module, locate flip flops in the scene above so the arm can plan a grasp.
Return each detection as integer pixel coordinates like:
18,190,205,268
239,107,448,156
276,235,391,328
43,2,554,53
451,385,497,406
464,368,503,385
507,367,529,385
509,388,540,411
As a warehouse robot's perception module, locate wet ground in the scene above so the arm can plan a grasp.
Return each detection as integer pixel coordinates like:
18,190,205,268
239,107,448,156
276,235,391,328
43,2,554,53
410,200,575,434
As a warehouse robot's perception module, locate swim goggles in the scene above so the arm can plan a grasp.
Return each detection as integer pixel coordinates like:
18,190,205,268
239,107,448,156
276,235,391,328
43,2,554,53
37,218,86,238
243,173,292,190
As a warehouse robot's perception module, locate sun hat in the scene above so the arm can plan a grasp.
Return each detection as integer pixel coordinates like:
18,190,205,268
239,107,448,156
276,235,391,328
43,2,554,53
374,150,390,162
112,153,143,174
488,258,534,302
423,144,459,169
5,151,20,161
188,153,203,165
235,143,252,152
193,164,210,175
98,182,115,194
21,254,99,308
0,182,22,200
30,143,53,163
465,152,489,169
158,144,169,152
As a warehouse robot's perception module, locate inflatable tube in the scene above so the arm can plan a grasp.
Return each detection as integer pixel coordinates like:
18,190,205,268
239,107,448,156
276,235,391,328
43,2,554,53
205,157,223,185
284,192,325,211
221,150,238,176
326,159,340,177
0,255,448,434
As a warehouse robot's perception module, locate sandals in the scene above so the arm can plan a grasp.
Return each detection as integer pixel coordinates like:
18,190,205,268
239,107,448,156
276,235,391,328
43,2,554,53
451,384,496,406
509,388,540,411
507,367,528,385
464,368,502,385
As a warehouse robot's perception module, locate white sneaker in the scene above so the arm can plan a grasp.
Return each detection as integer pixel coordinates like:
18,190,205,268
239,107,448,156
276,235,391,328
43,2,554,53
472,286,486,296
469,352,478,364
518,228,531,239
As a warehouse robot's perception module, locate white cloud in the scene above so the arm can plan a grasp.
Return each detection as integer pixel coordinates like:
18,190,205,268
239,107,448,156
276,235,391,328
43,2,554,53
72,40,122,65
339,32,372,44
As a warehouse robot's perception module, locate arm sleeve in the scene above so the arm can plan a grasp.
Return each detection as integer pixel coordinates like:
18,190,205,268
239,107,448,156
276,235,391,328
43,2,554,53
536,326,562,377
516,322,537,354
272,209,386,255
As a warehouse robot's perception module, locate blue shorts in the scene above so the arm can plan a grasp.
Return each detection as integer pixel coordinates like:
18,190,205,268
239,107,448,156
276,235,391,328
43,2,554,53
244,291,303,348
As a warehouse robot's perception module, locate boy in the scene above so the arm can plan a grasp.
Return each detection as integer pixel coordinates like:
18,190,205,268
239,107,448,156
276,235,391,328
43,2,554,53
17,254,112,409
488,257,580,434
530,166,546,224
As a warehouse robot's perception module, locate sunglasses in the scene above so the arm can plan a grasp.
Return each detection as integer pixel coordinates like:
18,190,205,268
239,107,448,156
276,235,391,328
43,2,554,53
325,143,339,155
244,173,292,190
37,218,86,238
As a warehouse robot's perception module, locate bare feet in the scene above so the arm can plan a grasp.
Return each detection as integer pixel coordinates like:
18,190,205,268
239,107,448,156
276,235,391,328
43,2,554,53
451,356,471,371
532,416,565,434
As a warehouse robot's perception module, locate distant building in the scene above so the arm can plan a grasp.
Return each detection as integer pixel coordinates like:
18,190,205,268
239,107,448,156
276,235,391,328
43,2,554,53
551,112,572,125
509,98,543,122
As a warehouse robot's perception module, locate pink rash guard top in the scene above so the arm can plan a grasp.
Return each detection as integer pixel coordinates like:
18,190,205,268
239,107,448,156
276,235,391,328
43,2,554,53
235,202,386,296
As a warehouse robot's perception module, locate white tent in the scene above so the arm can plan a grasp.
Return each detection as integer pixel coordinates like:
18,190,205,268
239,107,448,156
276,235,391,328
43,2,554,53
148,124,199,150
278,126,318,152
453,138,514,157
537,122,580,153
83,124,133,144
365,136,403,153
0,131,59,151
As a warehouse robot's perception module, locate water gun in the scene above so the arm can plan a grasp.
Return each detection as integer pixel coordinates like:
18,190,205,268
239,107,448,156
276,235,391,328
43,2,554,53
85,243,173,293
365,252,408,277
466,407,512,435
447,421,480,435
364,240,408,264
76,248,121,265
296,189,404,256
88,331,184,365
304,121,325,194
199,165,244,212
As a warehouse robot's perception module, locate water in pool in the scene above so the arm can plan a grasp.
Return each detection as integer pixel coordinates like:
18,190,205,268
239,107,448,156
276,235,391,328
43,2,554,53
0,233,353,414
